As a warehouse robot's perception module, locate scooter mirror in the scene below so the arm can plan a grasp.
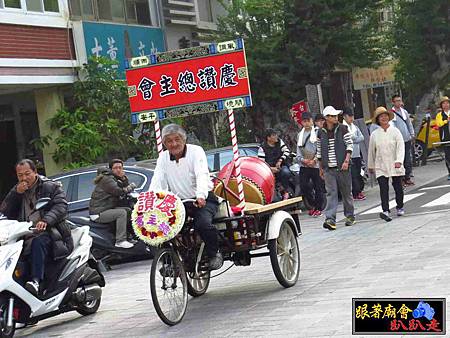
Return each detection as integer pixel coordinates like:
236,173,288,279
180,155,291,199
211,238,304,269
35,197,51,210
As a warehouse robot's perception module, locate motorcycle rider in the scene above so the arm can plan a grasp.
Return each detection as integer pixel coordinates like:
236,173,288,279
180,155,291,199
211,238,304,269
258,128,292,200
0,159,73,296
89,159,136,249
150,124,223,270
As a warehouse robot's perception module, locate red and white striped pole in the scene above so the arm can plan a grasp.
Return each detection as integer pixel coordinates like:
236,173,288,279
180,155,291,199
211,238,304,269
154,120,163,154
227,108,246,209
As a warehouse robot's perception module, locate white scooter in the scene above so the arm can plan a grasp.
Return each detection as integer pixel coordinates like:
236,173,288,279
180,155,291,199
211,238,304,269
0,198,105,338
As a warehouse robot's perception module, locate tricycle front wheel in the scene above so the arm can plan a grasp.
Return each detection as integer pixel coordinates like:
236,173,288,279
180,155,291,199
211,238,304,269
268,220,300,288
150,248,188,326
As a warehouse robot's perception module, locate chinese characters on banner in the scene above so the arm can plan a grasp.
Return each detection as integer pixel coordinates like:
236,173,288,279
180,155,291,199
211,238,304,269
352,62,396,90
353,298,445,335
125,40,252,123
291,100,309,125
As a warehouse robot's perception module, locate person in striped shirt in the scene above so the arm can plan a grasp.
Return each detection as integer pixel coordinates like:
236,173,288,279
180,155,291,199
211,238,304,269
317,106,355,230
258,128,292,200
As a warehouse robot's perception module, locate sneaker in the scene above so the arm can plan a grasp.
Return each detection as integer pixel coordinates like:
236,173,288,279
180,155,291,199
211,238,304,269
25,280,39,296
379,211,392,222
345,216,356,226
115,240,135,249
308,209,315,216
353,193,366,201
208,252,224,271
313,210,322,217
323,219,336,231
397,208,405,216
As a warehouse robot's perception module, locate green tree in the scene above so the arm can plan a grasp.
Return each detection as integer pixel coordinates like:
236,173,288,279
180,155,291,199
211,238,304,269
217,0,384,132
42,57,156,169
387,0,450,127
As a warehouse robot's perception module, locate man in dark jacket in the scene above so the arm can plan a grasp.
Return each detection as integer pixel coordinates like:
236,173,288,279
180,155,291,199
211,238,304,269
0,159,73,296
258,128,292,199
89,159,135,249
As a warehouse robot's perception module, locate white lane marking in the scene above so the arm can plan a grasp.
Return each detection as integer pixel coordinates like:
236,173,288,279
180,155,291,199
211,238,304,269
361,193,425,215
420,184,450,191
422,192,450,207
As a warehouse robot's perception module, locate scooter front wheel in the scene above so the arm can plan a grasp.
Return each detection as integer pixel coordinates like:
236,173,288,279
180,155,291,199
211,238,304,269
150,248,188,326
0,296,15,338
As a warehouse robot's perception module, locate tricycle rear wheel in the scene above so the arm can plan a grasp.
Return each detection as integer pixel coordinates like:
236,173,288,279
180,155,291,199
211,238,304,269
268,220,300,288
150,248,188,326
186,270,210,297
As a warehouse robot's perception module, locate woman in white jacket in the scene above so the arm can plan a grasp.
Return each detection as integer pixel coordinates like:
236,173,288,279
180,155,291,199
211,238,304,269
368,107,405,222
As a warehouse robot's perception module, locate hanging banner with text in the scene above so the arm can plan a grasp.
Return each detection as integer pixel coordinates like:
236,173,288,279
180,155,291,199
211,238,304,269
125,38,252,124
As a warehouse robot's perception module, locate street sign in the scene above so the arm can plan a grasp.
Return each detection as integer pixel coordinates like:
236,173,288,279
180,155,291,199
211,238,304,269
137,111,157,123
125,38,252,124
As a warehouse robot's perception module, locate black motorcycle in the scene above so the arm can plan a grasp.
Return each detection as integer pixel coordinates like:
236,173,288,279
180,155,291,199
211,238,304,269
68,192,153,266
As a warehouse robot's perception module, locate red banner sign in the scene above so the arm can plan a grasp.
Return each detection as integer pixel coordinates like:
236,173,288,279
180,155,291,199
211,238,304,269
125,43,251,121
291,100,309,124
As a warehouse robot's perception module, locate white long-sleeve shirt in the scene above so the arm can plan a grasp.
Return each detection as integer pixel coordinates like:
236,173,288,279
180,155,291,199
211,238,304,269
149,144,213,199
368,125,405,178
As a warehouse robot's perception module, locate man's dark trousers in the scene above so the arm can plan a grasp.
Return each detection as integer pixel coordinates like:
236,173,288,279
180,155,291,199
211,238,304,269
404,141,413,179
185,192,219,258
299,167,324,210
30,232,52,281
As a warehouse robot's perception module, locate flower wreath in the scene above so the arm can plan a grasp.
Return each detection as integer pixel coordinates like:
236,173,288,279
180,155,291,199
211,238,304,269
131,190,185,246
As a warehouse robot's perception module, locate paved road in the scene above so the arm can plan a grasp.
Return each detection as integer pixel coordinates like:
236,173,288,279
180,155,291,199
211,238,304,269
357,176,450,222
16,175,450,338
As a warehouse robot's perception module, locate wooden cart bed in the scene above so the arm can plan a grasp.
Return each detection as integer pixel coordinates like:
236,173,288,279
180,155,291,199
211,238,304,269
244,196,303,215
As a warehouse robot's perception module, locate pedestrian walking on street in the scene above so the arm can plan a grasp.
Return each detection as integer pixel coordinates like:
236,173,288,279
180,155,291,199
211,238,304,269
297,112,324,217
368,107,405,222
391,95,415,186
435,96,450,180
317,106,355,230
342,107,366,201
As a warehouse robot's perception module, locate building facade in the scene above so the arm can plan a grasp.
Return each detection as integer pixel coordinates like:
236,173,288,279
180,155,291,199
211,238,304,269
0,0,77,199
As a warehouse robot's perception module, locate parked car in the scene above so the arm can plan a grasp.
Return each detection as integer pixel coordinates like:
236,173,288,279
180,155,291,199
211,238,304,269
49,164,154,263
50,164,153,217
205,143,260,174
415,118,441,161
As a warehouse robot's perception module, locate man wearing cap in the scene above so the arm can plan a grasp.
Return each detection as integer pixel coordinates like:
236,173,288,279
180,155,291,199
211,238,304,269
436,96,450,180
297,112,324,216
391,95,415,186
342,107,366,201
317,106,355,230
368,107,405,222
150,123,223,270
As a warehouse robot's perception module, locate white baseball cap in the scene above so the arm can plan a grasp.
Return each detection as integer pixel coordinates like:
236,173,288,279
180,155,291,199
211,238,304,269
322,106,342,116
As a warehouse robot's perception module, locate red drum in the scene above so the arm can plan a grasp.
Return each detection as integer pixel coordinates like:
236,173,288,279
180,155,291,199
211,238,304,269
213,156,275,205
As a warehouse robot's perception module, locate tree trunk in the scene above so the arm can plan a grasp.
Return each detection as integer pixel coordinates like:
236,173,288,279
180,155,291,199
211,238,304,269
413,44,450,134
